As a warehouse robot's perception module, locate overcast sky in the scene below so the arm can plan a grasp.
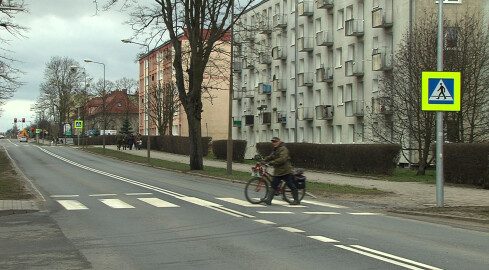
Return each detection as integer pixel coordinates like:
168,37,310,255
0,0,147,132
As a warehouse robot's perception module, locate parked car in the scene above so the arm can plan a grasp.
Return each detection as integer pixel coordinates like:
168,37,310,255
0,135,5,139
20,136,28,142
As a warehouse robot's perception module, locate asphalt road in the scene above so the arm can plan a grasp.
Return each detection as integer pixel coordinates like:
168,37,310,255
1,140,488,269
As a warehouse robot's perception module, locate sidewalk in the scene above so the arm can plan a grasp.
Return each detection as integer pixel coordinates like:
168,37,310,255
96,145,489,209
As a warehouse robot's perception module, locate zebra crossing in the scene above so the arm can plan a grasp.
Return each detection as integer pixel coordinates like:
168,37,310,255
51,193,383,216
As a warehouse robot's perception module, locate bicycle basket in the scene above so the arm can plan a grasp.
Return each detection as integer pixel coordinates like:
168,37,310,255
294,175,306,189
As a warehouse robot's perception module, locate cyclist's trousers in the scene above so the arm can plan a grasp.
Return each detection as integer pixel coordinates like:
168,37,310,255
271,174,297,190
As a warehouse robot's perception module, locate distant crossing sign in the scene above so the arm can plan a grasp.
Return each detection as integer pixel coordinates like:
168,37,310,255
74,120,83,129
422,72,461,111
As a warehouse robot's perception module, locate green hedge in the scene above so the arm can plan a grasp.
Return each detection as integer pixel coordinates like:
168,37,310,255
82,135,211,156
257,143,400,175
212,140,247,162
444,143,489,188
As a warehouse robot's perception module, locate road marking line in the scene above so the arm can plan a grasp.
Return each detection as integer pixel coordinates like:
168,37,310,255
216,197,265,207
99,199,135,209
51,195,79,198
254,219,276,225
138,198,179,208
126,193,153,196
210,205,255,218
56,200,88,210
350,245,443,270
257,211,294,214
303,211,340,215
335,245,436,270
179,196,220,207
348,212,384,216
301,200,348,208
89,194,117,197
308,236,339,243
279,227,305,233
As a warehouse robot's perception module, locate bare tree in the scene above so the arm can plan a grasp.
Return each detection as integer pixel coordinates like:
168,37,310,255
370,10,489,176
39,57,81,137
0,0,28,115
115,77,138,94
148,81,178,136
102,0,257,170
443,10,489,143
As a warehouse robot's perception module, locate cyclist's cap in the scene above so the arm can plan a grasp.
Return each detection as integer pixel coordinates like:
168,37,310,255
271,137,280,142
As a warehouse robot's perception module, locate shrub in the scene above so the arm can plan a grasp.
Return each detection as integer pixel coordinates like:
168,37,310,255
212,140,247,162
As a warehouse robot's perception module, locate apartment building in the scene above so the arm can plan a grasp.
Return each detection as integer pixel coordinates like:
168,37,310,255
232,0,487,158
138,34,230,140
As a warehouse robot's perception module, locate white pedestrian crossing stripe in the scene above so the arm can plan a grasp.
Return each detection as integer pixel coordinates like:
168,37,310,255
99,199,135,209
56,200,88,210
138,197,179,208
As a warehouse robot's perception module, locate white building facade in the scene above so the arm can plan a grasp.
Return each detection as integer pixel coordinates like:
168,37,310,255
232,0,486,158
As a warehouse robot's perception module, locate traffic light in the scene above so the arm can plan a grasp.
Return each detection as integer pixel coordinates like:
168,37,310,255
31,127,35,133
14,118,17,123
22,118,25,123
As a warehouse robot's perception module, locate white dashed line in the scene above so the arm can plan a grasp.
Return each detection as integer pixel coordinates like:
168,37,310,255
279,227,305,233
303,211,340,215
254,219,276,225
99,199,135,209
308,236,339,243
138,198,179,208
56,200,88,210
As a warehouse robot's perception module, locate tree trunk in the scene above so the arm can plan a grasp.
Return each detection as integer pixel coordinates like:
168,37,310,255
187,112,203,170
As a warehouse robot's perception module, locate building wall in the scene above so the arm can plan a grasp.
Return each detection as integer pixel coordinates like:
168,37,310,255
233,0,484,158
138,35,231,141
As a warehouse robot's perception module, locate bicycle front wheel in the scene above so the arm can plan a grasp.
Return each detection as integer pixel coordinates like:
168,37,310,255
282,185,306,204
245,177,269,204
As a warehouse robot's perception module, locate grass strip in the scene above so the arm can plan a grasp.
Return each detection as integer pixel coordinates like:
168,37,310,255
83,147,386,195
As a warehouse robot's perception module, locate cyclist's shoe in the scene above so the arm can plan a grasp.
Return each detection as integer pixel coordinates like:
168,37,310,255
290,189,300,205
264,188,276,205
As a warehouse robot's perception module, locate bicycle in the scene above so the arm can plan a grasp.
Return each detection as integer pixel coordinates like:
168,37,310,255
244,161,306,204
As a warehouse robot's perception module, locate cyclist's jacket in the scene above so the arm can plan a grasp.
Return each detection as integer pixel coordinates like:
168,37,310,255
264,142,292,176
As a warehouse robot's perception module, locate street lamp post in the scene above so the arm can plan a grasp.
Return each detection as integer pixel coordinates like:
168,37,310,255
122,39,151,164
84,58,106,154
70,65,88,148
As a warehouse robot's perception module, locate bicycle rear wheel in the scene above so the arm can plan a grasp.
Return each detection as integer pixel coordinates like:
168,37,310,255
245,177,269,204
282,184,306,204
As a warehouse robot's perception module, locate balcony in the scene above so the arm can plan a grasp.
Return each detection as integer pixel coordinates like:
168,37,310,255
345,19,364,36
261,112,272,125
315,105,334,120
345,60,364,77
273,13,287,28
345,100,364,117
244,114,254,126
276,111,287,124
258,83,272,95
298,0,314,17
244,86,255,98
316,0,334,9
316,66,334,82
244,30,255,41
232,117,242,127
298,37,314,52
316,31,333,46
233,89,243,100
372,96,393,115
372,48,392,71
233,61,242,73
258,19,273,34
242,57,255,69
259,52,272,65
298,72,314,87
372,7,393,28
273,78,287,92
272,46,287,60
297,107,314,121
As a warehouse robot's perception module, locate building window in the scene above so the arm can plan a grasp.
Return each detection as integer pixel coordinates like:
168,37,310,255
337,9,344,29
335,48,342,68
445,27,459,50
337,85,344,105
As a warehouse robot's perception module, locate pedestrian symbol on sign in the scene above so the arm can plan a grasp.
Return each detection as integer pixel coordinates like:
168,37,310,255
74,120,83,129
428,79,454,105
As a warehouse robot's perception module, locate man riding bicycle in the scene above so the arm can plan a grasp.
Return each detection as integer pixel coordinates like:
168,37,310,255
263,137,300,205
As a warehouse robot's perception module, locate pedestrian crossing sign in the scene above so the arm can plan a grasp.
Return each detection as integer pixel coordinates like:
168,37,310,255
74,120,83,129
422,71,461,111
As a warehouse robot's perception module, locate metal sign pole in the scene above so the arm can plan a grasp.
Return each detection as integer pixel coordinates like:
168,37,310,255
436,0,444,207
